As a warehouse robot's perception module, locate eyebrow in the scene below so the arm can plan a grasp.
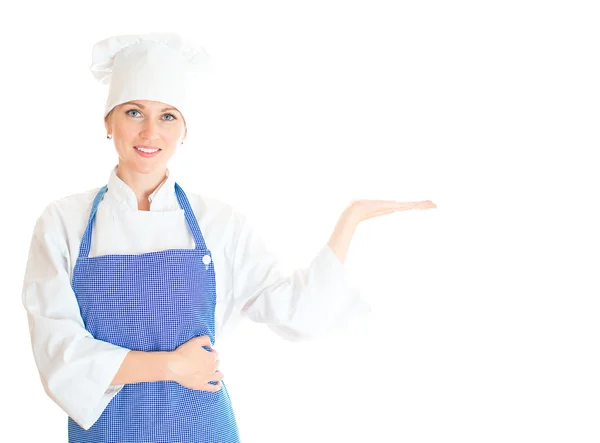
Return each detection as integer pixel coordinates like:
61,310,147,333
124,102,179,113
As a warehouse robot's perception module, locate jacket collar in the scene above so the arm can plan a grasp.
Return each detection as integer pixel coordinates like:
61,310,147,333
105,165,180,211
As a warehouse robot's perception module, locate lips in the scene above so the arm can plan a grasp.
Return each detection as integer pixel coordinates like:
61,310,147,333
134,145,161,152
134,146,161,158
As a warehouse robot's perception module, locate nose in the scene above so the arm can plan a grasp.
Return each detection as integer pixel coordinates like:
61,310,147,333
139,119,160,141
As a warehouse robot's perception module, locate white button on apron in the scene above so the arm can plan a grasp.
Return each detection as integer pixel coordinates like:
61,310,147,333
203,254,212,265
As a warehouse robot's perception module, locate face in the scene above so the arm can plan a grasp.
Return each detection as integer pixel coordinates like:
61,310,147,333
104,100,187,176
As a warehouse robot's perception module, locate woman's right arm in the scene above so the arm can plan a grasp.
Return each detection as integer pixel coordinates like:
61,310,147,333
110,350,173,385
21,204,137,430
22,203,220,429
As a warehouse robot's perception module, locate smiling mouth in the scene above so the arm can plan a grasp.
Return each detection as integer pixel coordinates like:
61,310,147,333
134,146,161,153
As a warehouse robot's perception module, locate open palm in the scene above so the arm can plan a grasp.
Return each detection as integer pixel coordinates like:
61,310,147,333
349,199,436,222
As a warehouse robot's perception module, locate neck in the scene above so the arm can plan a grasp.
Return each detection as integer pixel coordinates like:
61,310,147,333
116,164,167,209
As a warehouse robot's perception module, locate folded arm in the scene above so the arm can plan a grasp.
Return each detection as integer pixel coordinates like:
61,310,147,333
22,206,131,430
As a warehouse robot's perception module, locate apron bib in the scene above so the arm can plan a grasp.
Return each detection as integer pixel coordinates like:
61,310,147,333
68,183,240,443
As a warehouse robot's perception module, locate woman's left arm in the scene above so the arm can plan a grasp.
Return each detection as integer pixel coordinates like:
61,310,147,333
231,199,436,341
327,199,436,264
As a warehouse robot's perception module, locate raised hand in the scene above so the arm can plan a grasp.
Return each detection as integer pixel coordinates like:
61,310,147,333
348,199,436,222
328,199,436,264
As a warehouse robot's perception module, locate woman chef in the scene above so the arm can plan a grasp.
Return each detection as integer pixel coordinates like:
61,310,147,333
21,32,436,442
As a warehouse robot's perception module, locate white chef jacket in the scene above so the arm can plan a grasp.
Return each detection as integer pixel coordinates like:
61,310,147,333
21,166,370,430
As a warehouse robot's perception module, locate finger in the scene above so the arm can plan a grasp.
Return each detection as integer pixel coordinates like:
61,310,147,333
354,199,434,207
362,207,406,220
386,201,435,210
394,201,432,209
413,201,435,209
215,359,220,370
212,370,224,381
375,200,425,207
355,200,410,210
356,201,436,221
373,202,421,212
363,204,434,220
354,199,407,205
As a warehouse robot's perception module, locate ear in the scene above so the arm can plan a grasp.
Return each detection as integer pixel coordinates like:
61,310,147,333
104,107,116,132
104,113,111,133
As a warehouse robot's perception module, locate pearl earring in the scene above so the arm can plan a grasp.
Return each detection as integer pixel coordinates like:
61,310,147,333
107,134,112,140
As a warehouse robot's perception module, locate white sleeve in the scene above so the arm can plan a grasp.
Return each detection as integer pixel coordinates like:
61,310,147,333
21,206,131,430
232,213,372,341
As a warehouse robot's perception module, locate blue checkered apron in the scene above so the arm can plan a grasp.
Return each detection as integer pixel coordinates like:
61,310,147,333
68,183,240,443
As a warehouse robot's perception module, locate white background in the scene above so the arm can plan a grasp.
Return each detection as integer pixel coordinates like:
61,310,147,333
1,1,599,442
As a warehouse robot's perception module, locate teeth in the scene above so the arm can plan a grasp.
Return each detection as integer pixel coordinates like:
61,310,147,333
136,147,159,153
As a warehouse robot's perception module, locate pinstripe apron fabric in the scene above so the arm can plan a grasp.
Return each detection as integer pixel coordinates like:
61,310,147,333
68,183,240,443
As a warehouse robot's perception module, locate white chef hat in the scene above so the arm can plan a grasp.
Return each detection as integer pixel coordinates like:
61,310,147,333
89,32,211,135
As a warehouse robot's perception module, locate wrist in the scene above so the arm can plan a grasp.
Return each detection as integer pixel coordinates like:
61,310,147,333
162,351,179,382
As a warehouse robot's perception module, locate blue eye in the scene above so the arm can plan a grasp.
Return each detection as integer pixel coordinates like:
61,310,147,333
125,109,176,121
